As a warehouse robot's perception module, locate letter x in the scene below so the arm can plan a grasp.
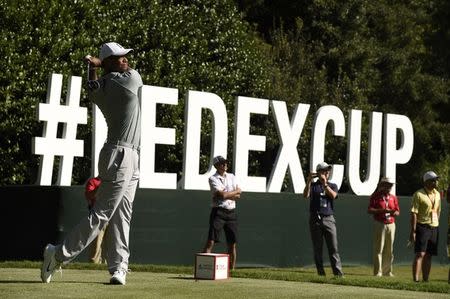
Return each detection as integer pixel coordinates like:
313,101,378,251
267,101,310,193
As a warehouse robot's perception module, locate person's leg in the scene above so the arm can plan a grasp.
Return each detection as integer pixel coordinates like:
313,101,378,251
422,253,432,282
55,205,109,264
382,222,395,276
422,227,439,282
90,227,106,264
323,216,343,276
448,265,450,284
309,216,325,275
227,243,237,270
203,240,215,252
413,252,425,281
103,148,139,286
55,146,133,264
203,208,223,253
103,164,138,274
223,211,238,270
412,224,431,282
372,221,384,276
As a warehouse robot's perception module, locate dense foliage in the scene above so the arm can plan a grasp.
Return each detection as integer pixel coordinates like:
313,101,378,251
0,0,270,185
239,0,450,194
1,0,448,194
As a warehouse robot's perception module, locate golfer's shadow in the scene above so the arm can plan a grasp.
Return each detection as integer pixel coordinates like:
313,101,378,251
0,280,105,284
0,280,43,284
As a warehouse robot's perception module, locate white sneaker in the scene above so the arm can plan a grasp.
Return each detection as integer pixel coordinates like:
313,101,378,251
40,244,60,283
110,269,128,285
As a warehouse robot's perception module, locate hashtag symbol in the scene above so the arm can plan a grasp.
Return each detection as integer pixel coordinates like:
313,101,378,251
32,73,87,186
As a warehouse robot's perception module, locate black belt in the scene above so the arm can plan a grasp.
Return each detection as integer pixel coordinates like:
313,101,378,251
312,212,332,217
215,207,235,213
106,140,140,151
417,223,436,229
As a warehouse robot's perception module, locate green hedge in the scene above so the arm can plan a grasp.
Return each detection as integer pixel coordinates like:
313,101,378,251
0,0,270,185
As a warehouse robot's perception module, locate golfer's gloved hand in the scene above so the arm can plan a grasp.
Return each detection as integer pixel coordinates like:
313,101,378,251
87,80,100,91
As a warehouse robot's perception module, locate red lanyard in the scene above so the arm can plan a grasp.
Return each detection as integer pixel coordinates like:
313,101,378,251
426,191,435,209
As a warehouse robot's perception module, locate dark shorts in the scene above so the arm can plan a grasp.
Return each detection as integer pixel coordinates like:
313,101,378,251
414,223,439,255
207,208,238,244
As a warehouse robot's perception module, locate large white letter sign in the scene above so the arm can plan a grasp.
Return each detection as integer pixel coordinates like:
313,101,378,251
267,101,310,193
91,105,107,177
139,85,178,189
310,105,345,189
233,96,269,192
32,74,87,186
384,113,414,194
182,91,228,190
347,110,383,195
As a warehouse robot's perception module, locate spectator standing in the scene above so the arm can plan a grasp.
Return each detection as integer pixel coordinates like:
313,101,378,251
368,177,400,277
303,162,344,277
203,156,241,270
410,171,441,282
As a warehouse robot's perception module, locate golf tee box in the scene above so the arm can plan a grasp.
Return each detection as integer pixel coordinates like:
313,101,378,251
195,253,229,280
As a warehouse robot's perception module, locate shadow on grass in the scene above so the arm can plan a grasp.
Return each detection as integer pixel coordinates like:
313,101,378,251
0,280,43,284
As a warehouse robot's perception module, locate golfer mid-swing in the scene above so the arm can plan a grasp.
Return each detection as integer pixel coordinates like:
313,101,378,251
41,42,143,285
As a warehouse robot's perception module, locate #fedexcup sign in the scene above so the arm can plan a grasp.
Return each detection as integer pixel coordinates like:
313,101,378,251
32,73,414,196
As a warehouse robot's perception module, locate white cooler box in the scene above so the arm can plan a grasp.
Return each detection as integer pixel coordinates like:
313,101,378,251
194,253,229,280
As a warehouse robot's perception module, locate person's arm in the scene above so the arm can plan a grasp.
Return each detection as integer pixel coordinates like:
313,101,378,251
319,173,337,200
410,212,417,243
214,187,241,200
391,196,400,217
84,55,101,81
367,197,384,214
303,173,315,198
210,175,241,200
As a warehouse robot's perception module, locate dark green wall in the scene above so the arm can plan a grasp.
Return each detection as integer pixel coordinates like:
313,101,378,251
2,186,448,268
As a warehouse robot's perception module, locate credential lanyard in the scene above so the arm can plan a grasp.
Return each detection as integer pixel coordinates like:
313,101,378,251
426,191,435,210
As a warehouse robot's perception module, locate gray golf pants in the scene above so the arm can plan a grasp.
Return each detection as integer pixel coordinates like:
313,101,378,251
55,143,139,274
309,214,344,276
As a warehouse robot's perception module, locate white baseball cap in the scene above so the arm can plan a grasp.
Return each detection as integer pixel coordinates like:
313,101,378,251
379,177,395,185
213,155,227,165
99,42,133,61
423,171,439,182
316,162,332,172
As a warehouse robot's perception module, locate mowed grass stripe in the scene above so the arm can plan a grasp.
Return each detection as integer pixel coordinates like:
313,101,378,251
0,268,449,299
0,268,448,299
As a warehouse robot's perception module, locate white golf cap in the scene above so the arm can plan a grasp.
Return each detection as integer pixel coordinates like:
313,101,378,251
423,171,439,182
379,177,395,185
316,162,332,172
213,155,227,165
99,42,133,61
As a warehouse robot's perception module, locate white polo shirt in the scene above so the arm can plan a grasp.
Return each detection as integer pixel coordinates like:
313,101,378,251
209,172,239,210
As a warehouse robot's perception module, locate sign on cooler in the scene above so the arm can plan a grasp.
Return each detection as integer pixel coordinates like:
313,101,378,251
195,253,229,280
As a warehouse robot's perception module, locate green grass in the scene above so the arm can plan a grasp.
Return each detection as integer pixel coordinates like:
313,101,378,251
0,261,448,298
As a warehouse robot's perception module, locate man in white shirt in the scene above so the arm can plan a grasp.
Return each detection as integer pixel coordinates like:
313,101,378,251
203,156,241,270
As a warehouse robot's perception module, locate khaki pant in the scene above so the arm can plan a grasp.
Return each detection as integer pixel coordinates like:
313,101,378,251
373,221,396,276
89,224,108,264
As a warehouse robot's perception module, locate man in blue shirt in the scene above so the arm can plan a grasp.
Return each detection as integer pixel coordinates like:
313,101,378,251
303,162,344,277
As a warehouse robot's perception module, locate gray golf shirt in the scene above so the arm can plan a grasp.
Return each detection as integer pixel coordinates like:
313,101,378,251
90,69,143,146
